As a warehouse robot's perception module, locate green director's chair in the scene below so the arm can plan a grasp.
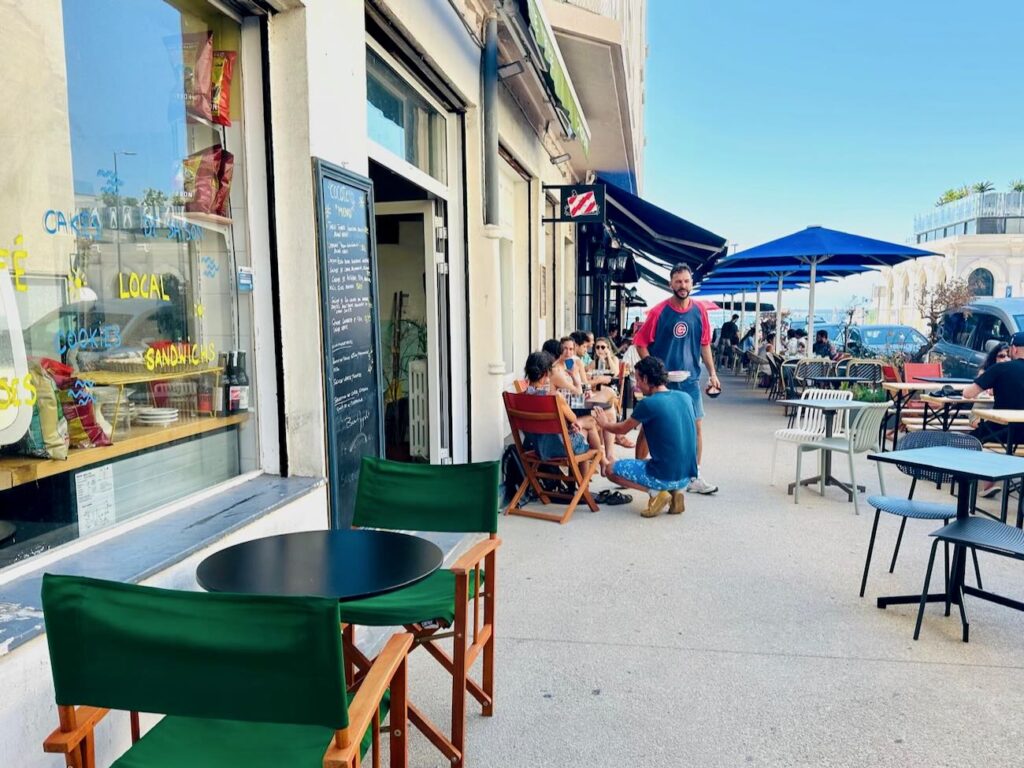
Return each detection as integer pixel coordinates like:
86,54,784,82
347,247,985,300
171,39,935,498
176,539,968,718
340,457,501,767
40,573,410,768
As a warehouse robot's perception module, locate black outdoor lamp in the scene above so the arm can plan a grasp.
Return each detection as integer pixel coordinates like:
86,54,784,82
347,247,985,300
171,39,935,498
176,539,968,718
592,248,607,271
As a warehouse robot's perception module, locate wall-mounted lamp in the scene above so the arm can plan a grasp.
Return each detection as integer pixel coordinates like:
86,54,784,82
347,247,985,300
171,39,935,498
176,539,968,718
498,61,525,80
550,153,571,165
592,249,606,270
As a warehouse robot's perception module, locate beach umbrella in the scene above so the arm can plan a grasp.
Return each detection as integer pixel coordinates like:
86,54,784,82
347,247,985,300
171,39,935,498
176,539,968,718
707,226,935,342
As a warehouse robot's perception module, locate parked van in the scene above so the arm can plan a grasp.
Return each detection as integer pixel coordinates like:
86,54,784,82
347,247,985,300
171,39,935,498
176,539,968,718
926,298,1024,378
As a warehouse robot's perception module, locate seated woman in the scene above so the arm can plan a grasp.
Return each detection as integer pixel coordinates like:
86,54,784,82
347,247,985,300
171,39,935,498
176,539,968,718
587,336,621,388
521,350,612,476
593,356,697,517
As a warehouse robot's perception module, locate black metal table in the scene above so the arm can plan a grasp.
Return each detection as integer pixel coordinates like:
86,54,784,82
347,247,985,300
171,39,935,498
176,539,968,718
196,528,444,601
806,375,868,390
778,399,866,500
869,447,1024,637
915,376,975,385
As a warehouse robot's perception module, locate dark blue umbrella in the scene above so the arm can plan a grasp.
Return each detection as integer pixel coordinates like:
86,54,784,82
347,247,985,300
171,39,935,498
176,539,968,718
695,274,827,340
710,226,935,341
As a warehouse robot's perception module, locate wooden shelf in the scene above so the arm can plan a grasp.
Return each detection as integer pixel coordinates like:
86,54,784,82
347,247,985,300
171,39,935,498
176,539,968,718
88,366,223,387
0,413,249,491
180,211,232,236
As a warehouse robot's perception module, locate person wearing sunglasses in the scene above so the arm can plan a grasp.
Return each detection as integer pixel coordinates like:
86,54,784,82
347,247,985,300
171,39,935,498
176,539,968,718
587,337,620,386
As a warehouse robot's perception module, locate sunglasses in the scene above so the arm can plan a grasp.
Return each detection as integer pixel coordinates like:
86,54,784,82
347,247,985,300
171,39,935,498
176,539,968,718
997,353,1011,360
595,345,608,350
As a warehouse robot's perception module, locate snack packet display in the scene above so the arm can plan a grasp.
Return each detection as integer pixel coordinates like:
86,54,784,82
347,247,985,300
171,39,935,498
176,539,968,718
183,145,223,214
5,365,69,460
39,358,112,450
213,149,234,216
211,50,236,126
182,32,214,120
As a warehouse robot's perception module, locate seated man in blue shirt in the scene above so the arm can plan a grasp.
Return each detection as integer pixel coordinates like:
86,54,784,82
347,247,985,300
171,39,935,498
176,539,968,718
593,356,698,517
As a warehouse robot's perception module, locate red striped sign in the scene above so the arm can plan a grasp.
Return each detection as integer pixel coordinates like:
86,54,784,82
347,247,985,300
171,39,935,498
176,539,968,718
567,190,598,217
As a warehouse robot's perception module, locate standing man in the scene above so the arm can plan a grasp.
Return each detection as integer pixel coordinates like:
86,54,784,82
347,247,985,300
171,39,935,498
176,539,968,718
634,263,720,494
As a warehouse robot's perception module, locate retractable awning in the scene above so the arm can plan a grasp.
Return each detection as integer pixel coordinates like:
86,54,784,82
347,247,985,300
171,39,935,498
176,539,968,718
598,175,727,279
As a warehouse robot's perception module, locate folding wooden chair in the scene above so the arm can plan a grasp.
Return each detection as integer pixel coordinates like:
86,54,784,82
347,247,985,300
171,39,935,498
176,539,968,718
512,378,528,393
41,573,410,768
502,391,601,524
339,457,500,768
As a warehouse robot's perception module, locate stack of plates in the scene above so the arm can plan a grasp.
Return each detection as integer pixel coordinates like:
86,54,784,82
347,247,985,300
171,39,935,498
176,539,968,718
135,407,179,427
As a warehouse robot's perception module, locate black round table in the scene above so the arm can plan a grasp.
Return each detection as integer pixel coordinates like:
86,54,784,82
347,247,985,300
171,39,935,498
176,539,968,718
571,399,613,416
196,529,444,602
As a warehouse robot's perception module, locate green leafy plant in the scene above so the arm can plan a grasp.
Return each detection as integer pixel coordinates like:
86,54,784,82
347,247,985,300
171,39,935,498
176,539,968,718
972,181,995,194
852,383,888,403
1011,180,1024,193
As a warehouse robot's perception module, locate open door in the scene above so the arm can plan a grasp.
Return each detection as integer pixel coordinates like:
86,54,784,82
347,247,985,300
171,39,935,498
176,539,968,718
375,201,451,463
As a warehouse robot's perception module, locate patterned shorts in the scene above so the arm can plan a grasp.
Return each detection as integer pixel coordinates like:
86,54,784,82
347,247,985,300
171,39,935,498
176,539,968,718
611,459,690,491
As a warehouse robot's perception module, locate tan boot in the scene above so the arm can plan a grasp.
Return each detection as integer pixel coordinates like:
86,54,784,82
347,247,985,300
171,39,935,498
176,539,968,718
642,491,671,518
669,491,685,515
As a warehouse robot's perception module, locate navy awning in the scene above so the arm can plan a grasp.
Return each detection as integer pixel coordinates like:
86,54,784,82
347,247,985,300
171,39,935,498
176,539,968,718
598,175,727,279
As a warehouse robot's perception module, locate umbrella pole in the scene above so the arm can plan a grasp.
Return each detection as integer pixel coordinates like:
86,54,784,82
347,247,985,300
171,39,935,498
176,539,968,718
755,283,761,345
740,290,746,342
806,259,817,348
776,275,784,345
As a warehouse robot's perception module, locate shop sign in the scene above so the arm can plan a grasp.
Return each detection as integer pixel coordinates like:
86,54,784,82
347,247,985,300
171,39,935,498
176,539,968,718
543,184,606,224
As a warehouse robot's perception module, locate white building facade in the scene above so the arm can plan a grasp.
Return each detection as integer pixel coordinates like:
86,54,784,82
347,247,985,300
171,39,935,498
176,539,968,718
876,192,1024,329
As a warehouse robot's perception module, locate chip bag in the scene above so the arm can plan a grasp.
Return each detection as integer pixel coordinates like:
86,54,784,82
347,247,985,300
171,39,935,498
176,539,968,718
213,149,234,216
5,365,69,460
183,145,223,214
212,50,236,126
182,32,214,121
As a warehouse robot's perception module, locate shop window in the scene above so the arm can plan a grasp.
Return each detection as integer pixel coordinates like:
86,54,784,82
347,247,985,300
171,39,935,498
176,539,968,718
0,0,259,570
366,48,447,184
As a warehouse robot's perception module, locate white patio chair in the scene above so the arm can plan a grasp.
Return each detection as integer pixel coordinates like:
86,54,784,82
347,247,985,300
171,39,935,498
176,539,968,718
795,402,890,515
770,387,853,485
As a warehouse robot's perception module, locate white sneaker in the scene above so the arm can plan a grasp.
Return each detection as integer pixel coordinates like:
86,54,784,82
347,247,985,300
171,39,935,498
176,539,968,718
687,476,718,495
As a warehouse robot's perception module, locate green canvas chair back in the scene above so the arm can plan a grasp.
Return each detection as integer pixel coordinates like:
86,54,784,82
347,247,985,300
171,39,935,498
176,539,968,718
41,573,349,729
354,457,500,534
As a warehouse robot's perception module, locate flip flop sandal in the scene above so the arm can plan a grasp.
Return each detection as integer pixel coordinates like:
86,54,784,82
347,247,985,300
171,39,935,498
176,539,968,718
594,489,612,504
603,491,633,506
614,435,636,448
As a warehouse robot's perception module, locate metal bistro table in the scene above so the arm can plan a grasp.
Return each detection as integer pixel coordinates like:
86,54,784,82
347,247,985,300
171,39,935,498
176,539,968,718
973,408,1024,522
570,399,613,417
779,399,866,500
806,375,868,390
919,392,988,432
196,529,444,601
869,447,1024,630
881,381,966,451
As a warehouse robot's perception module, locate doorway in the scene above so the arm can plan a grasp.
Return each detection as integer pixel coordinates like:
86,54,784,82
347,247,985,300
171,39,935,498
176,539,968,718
374,197,451,463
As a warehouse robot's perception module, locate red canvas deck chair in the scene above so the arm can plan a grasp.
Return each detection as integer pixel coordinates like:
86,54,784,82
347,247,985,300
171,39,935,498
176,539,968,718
502,391,601,524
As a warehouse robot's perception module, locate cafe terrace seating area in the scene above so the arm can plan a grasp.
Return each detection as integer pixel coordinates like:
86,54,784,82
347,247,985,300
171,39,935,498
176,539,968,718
36,368,1024,767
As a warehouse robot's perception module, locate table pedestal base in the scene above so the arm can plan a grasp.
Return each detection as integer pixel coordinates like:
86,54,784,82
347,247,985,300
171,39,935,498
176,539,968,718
788,475,865,501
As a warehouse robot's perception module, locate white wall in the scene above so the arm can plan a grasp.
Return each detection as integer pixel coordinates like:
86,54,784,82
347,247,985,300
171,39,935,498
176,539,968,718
0,488,327,768
267,1,368,477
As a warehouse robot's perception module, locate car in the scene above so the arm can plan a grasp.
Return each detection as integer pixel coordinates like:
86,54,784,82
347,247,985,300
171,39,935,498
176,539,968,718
848,324,929,360
797,323,927,361
926,298,1024,378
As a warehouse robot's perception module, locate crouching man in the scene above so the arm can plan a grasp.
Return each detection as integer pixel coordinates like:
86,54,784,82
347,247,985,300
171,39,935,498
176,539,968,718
593,356,698,517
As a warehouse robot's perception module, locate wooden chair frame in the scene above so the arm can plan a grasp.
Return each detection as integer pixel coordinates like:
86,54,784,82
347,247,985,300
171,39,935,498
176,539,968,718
343,538,498,767
44,633,413,768
501,392,601,524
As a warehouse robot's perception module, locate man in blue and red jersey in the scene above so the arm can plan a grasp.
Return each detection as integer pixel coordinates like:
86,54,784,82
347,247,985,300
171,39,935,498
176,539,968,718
633,263,720,494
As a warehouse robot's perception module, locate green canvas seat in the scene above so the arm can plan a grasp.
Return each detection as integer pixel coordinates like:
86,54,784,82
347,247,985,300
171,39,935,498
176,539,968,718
339,568,483,627
41,573,411,768
341,457,500,767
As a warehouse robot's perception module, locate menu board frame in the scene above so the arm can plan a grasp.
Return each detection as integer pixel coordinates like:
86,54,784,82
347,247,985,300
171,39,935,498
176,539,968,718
312,158,385,529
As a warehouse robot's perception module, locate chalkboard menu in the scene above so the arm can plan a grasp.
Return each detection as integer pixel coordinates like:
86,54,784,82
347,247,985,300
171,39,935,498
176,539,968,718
313,159,384,528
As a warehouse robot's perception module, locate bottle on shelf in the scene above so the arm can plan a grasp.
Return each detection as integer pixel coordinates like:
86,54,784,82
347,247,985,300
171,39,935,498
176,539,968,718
234,350,250,412
217,352,231,416
226,351,240,414
197,372,213,415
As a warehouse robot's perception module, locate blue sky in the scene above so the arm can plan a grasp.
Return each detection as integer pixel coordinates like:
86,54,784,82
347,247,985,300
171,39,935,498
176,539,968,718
639,0,1024,311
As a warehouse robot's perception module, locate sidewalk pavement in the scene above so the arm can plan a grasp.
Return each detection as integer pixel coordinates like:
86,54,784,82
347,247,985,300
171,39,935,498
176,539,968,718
406,375,1024,767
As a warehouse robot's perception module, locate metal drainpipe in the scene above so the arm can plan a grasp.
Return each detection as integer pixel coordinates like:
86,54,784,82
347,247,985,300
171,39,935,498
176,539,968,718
483,14,499,227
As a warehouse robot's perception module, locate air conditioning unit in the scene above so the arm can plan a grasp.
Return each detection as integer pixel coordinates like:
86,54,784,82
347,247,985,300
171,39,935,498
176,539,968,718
408,358,429,459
